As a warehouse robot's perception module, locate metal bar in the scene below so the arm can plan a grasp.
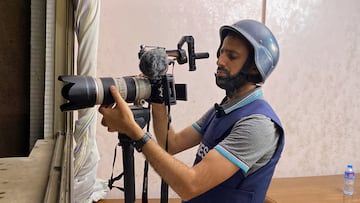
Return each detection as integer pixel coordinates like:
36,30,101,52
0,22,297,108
60,132,72,203
44,133,65,202
262,0,267,24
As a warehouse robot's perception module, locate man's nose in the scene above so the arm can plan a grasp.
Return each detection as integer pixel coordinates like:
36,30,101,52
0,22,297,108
216,53,227,67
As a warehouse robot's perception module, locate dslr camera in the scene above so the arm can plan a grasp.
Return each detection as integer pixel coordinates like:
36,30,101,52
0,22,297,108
58,36,209,111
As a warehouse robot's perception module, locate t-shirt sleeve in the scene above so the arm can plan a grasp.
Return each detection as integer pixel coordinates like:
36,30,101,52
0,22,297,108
214,114,279,174
192,108,212,134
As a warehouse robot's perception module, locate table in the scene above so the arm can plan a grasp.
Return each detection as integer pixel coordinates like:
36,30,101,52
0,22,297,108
266,174,360,203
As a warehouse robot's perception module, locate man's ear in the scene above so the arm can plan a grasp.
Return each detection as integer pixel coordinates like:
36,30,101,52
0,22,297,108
249,64,259,74
248,64,262,83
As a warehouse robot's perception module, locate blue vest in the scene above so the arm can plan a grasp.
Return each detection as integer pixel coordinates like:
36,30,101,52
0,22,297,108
184,99,284,203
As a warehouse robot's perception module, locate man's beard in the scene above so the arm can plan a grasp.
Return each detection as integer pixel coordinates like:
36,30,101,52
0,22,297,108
215,67,248,98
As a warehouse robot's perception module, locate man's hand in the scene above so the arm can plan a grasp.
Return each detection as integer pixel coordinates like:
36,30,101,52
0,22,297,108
98,85,143,140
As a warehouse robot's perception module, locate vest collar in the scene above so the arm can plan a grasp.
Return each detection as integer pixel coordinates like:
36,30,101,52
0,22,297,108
218,87,263,115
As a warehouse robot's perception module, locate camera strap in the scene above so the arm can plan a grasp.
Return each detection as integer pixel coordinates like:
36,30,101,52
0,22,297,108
142,160,149,203
108,143,125,192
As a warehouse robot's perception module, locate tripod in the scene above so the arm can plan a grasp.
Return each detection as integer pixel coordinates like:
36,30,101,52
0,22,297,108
117,105,150,203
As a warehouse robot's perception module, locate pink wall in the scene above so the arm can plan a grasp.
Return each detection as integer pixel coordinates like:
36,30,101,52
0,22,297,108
95,0,360,199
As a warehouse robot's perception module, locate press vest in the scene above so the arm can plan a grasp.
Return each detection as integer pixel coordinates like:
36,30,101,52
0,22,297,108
184,99,284,203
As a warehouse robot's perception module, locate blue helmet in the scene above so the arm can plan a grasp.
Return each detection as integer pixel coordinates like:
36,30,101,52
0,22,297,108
218,19,280,83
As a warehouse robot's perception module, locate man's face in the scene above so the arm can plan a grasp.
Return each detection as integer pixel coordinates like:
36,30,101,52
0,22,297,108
215,35,250,92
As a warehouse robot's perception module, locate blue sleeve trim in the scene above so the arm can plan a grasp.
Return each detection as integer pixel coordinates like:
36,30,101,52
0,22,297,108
192,123,202,134
214,145,249,173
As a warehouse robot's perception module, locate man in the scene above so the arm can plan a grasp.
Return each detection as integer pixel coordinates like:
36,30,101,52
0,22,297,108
99,19,284,203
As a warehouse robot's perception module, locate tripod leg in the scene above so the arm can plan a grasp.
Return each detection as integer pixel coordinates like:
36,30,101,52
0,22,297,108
119,134,136,203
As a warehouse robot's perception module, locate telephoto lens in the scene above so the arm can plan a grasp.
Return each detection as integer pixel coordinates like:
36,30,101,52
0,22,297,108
58,75,151,111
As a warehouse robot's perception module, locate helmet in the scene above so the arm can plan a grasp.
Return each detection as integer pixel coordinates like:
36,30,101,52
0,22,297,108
218,19,279,83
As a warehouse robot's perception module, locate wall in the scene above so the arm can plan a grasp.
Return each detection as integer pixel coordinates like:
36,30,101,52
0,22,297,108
94,0,360,199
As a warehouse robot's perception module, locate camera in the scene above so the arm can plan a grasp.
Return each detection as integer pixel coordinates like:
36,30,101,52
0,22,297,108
58,36,209,112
